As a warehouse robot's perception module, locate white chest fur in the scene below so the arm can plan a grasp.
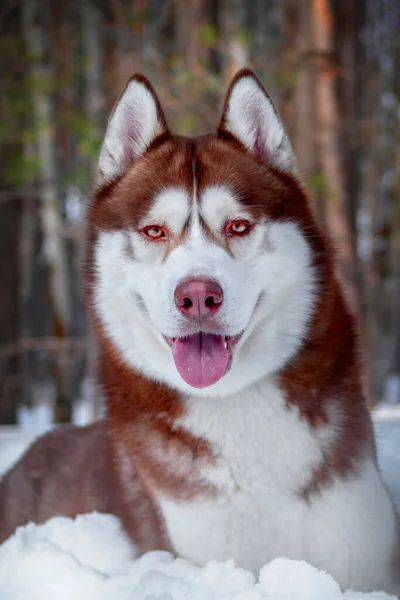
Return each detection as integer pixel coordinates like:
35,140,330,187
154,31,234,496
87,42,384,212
157,379,399,593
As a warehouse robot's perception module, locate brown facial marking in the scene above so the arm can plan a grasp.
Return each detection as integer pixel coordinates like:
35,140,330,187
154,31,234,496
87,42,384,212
161,216,191,263
89,137,194,236
0,73,380,561
101,334,215,500
197,213,233,254
195,135,373,496
86,112,375,507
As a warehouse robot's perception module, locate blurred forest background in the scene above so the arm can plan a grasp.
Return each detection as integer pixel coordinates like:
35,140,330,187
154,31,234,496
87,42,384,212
0,0,399,425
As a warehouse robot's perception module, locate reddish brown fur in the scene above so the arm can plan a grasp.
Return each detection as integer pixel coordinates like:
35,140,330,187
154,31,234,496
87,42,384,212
0,71,375,553
86,129,374,505
88,335,216,548
101,336,215,501
90,111,374,490
0,422,120,543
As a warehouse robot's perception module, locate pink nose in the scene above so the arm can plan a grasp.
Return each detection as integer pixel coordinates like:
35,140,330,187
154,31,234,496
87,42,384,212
175,278,223,319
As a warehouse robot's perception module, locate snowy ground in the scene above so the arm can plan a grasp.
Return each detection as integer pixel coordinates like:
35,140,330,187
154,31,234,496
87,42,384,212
374,406,400,514
0,405,399,600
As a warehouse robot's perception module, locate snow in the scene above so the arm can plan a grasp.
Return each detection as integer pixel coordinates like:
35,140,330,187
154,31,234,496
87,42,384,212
383,376,400,405
373,406,400,513
17,401,53,431
0,513,396,600
0,427,42,478
0,406,398,599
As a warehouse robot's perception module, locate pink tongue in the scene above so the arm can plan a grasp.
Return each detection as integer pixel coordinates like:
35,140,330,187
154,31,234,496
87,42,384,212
172,333,229,389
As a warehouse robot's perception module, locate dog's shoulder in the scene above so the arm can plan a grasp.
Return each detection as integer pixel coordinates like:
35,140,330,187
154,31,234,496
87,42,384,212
0,421,117,543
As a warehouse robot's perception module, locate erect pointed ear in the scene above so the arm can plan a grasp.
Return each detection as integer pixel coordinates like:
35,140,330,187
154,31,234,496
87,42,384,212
218,69,297,174
98,74,169,183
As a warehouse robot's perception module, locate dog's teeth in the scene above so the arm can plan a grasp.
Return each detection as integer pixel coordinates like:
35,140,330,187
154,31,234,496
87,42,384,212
224,340,228,349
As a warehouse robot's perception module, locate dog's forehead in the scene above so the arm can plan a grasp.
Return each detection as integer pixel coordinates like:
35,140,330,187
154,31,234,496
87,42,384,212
92,135,299,232
131,136,283,216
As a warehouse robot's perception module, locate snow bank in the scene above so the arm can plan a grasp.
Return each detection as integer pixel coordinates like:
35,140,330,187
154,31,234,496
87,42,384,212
0,512,396,600
0,409,398,598
0,427,42,477
374,407,400,513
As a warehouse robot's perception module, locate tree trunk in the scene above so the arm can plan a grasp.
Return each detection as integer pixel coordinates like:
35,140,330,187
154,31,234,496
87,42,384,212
0,198,21,424
23,0,72,422
0,3,24,424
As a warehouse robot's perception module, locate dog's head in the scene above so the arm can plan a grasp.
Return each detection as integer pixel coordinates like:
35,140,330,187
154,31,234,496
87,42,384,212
88,70,328,397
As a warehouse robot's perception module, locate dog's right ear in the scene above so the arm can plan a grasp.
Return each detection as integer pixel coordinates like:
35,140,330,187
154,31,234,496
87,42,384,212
218,69,297,174
98,75,169,183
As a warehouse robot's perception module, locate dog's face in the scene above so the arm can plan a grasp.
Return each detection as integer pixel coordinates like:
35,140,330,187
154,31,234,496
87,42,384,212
89,71,321,397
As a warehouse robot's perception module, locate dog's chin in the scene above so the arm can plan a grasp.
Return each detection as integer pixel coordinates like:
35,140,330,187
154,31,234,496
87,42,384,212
162,331,243,389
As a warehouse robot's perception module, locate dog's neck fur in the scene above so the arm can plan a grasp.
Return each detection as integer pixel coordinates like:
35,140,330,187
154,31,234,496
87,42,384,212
100,258,373,504
0,70,397,595
83,70,398,593
98,274,381,583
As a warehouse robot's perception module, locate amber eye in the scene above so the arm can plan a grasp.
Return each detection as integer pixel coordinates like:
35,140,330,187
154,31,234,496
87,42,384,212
225,220,251,237
143,225,167,240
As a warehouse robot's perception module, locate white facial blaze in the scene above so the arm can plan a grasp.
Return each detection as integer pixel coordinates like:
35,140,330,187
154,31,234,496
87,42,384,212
98,78,166,183
91,74,399,595
141,189,190,236
200,185,252,231
94,183,316,397
222,75,297,174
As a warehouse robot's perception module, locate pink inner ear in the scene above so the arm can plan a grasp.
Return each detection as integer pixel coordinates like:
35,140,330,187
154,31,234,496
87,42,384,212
248,102,270,163
254,124,269,163
122,107,142,163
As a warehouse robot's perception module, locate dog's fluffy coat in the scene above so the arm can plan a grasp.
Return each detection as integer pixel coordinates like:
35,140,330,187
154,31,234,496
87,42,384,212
0,70,399,594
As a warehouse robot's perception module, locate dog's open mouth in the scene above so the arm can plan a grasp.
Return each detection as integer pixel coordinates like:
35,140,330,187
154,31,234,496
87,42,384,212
163,332,242,389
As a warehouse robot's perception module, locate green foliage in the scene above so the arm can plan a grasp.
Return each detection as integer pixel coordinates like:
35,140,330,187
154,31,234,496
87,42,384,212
61,112,92,137
0,119,35,147
174,67,194,86
128,8,148,26
59,110,102,188
173,63,221,94
198,69,221,93
78,137,101,160
178,113,198,135
235,28,251,46
61,110,101,159
305,172,328,196
273,69,299,92
3,155,41,186
31,74,55,95
0,83,33,147
198,24,220,48
3,92,32,118
63,165,92,189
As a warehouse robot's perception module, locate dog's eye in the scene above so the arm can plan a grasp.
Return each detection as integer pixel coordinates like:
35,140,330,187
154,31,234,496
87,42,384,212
143,225,167,240
225,220,251,237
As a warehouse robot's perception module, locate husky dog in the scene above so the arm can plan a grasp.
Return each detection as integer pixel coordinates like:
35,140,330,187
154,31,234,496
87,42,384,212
1,70,399,594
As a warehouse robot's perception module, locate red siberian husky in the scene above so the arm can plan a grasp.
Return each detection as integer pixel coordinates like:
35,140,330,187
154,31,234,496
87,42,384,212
0,70,399,594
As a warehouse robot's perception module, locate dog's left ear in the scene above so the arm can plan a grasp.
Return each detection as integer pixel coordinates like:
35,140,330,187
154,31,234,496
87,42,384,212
97,74,169,183
218,69,297,174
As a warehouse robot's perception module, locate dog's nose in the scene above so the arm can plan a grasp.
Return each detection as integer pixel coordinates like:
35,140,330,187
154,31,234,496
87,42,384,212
175,278,223,319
